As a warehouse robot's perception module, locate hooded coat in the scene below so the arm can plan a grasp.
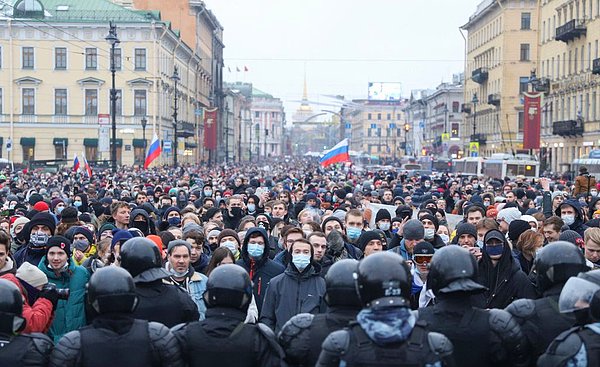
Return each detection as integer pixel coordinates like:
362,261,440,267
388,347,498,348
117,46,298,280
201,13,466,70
236,227,285,314
259,261,326,333
129,208,156,236
475,236,536,309
38,256,89,342
555,199,589,237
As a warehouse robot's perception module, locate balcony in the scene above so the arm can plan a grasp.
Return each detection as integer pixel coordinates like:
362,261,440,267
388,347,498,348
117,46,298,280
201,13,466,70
487,93,501,107
176,121,195,138
555,19,586,43
593,58,600,75
471,67,488,84
461,103,472,114
534,78,551,94
553,120,584,137
470,133,487,145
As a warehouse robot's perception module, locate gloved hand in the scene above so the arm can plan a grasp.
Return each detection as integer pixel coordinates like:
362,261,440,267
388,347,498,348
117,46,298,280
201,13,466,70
39,283,59,309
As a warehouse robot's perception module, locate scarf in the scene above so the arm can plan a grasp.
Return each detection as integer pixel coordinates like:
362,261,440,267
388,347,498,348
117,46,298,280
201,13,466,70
356,306,415,346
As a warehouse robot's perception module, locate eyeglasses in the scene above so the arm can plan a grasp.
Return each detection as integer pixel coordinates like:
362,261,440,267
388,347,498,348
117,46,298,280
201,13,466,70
413,255,433,265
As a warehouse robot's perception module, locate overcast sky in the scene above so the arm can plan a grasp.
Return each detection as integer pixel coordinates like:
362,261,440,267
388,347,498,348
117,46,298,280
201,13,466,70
208,0,481,117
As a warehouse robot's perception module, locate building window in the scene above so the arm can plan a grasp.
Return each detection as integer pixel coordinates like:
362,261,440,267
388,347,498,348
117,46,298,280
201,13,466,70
397,113,400,120
85,48,97,70
85,146,97,162
271,112,277,118
387,113,391,120
22,88,34,115
134,49,146,71
0,88,2,114
255,111,260,118
55,48,67,69
85,89,98,116
114,48,122,71
451,123,459,138
54,89,67,115
519,77,529,94
0,47,2,69
22,47,34,69
593,92,597,121
518,111,524,133
368,113,372,120
134,90,147,116
22,146,34,163
520,44,530,61
377,113,381,120
134,147,145,166
452,101,460,113
521,12,531,30
115,89,122,116
55,144,67,160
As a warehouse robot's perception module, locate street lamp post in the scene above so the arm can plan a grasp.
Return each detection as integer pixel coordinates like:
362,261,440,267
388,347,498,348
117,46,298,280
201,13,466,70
105,22,120,173
171,67,180,167
224,103,229,163
141,116,147,165
472,93,478,137
404,123,410,156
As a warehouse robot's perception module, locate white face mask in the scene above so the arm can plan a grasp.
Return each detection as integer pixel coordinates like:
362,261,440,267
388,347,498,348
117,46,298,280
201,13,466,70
562,214,575,226
439,234,450,244
424,228,435,240
379,222,391,231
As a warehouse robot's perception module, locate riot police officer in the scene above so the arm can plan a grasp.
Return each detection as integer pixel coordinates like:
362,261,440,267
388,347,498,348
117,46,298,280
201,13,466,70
119,237,199,327
279,259,362,366
538,270,600,366
506,241,587,362
49,267,183,367
172,264,287,367
316,252,454,367
0,278,53,367
417,244,530,367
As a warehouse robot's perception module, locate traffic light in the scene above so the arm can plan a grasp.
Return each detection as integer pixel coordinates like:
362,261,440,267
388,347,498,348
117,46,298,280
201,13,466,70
404,123,410,132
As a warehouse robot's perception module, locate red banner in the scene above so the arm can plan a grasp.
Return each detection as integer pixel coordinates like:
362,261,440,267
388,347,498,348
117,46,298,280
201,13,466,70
204,108,218,150
523,92,542,150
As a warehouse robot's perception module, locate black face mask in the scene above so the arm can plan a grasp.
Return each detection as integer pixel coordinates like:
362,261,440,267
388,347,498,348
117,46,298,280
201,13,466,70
573,308,593,326
231,207,243,217
465,189,473,195
132,221,149,235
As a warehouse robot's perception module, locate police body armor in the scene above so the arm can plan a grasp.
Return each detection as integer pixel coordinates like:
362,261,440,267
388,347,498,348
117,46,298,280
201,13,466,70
539,326,600,367
308,311,356,364
418,306,491,366
0,335,32,367
341,321,445,367
183,321,259,367
80,319,158,367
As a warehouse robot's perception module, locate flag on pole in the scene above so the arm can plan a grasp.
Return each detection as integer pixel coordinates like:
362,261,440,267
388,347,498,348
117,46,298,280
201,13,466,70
236,67,240,72
228,66,231,72
81,153,92,177
244,66,248,72
319,139,351,167
73,153,80,172
144,134,161,169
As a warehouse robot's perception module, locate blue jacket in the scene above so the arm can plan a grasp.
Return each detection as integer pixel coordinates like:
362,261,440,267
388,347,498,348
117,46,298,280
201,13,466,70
388,238,410,261
259,262,326,333
237,227,285,313
38,256,89,342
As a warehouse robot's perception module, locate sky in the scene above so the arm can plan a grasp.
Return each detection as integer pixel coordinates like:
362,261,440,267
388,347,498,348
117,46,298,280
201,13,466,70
208,0,481,119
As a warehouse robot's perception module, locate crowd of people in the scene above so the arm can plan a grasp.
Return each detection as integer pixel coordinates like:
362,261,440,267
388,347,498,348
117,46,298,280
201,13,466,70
1,158,600,365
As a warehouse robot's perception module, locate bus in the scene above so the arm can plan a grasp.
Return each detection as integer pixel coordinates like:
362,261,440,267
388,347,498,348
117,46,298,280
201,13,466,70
451,154,539,179
451,157,484,176
572,149,600,176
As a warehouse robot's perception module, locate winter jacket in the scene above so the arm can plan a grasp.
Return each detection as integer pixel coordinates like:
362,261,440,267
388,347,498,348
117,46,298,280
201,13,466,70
237,227,285,314
555,199,589,237
165,265,207,321
1,260,53,334
191,252,210,275
259,262,326,333
388,238,411,261
475,238,537,309
14,244,46,268
38,256,89,342
574,173,597,195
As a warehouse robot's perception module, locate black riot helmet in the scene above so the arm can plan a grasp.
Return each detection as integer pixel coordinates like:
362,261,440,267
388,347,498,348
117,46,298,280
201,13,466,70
204,264,252,311
87,266,138,314
534,241,587,293
355,252,411,308
119,237,169,282
427,245,487,296
0,279,26,334
324,259,361,308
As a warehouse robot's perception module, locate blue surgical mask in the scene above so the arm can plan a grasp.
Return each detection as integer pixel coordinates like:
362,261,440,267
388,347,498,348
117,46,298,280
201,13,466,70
57,206,64,214
485,244,504,256
73,201,82,208
204,190,213,197
221,240,239,256
292,254,311,271
440,234,450,244
346,227,362,240
167,217,181,227
247,242,264,259
476,240,484,248
247,204,256,212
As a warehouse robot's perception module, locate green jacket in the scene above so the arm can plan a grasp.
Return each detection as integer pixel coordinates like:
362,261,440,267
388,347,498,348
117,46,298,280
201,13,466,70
38,256,90,342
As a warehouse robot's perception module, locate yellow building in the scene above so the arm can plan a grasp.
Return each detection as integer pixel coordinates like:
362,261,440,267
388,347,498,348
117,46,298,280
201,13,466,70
462,0,538,157
0,0,206,166
538,0,600,173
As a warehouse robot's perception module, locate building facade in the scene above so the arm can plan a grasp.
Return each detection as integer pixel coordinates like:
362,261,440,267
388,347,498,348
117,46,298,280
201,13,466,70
251,88,285,158
538,0,600,173
0,0,213,166
462,0,538,157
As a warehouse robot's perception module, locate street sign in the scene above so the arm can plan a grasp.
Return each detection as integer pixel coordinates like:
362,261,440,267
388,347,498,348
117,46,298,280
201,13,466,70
419,121,424,129
163,140,172,153
99,127,110,152
195,109,203,116
98,114,109,125
6,138,12,152
441,133,450,142
469,141,479,157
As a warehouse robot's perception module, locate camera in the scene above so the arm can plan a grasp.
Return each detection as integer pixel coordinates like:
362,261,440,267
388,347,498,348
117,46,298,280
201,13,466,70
56,288,70,300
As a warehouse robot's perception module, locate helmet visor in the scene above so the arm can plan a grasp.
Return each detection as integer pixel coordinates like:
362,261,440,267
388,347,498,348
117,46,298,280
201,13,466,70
559,277,600,313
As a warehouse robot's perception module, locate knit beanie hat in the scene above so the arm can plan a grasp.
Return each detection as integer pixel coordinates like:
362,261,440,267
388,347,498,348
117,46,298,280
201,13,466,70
167,239,192,254
497,207,521,225
456,223,477,238
146,235,164,257
16,262,48,288
45,235,72,257
10,216,30,237
559,230,584,249
111,229,133,250
403,219,425,241
27,212,56,235
50,198,65,211
334,188,347,201
60,207,79,224
182,222,203,236
33,201,49,212
551,191,565,201
98,223,117,237
375,209,391,223
28,193,44,206
321,216,344,233
356,230,387,251
217,229,241,246
71,226,94,244
419,213,439,231
508,219,531,243
413,241,435,255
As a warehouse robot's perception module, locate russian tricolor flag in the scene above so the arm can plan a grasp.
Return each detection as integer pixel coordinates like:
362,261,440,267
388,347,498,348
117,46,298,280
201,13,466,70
73,153,80,172
81,153,92,177
144,135,161,169
319,139,351,167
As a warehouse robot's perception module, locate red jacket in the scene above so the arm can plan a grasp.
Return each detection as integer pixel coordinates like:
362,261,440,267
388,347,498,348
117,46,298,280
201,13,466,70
0,273,54,333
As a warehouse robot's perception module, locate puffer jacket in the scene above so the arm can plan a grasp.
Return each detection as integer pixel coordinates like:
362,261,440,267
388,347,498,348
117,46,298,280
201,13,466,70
164,264,207,321
236,227,285,313
38,256,89,342
555,199,589,237
259,262,326,333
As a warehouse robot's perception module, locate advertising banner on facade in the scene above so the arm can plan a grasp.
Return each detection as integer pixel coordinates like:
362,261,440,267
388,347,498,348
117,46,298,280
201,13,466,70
523,92,542,150
204,108,218,150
